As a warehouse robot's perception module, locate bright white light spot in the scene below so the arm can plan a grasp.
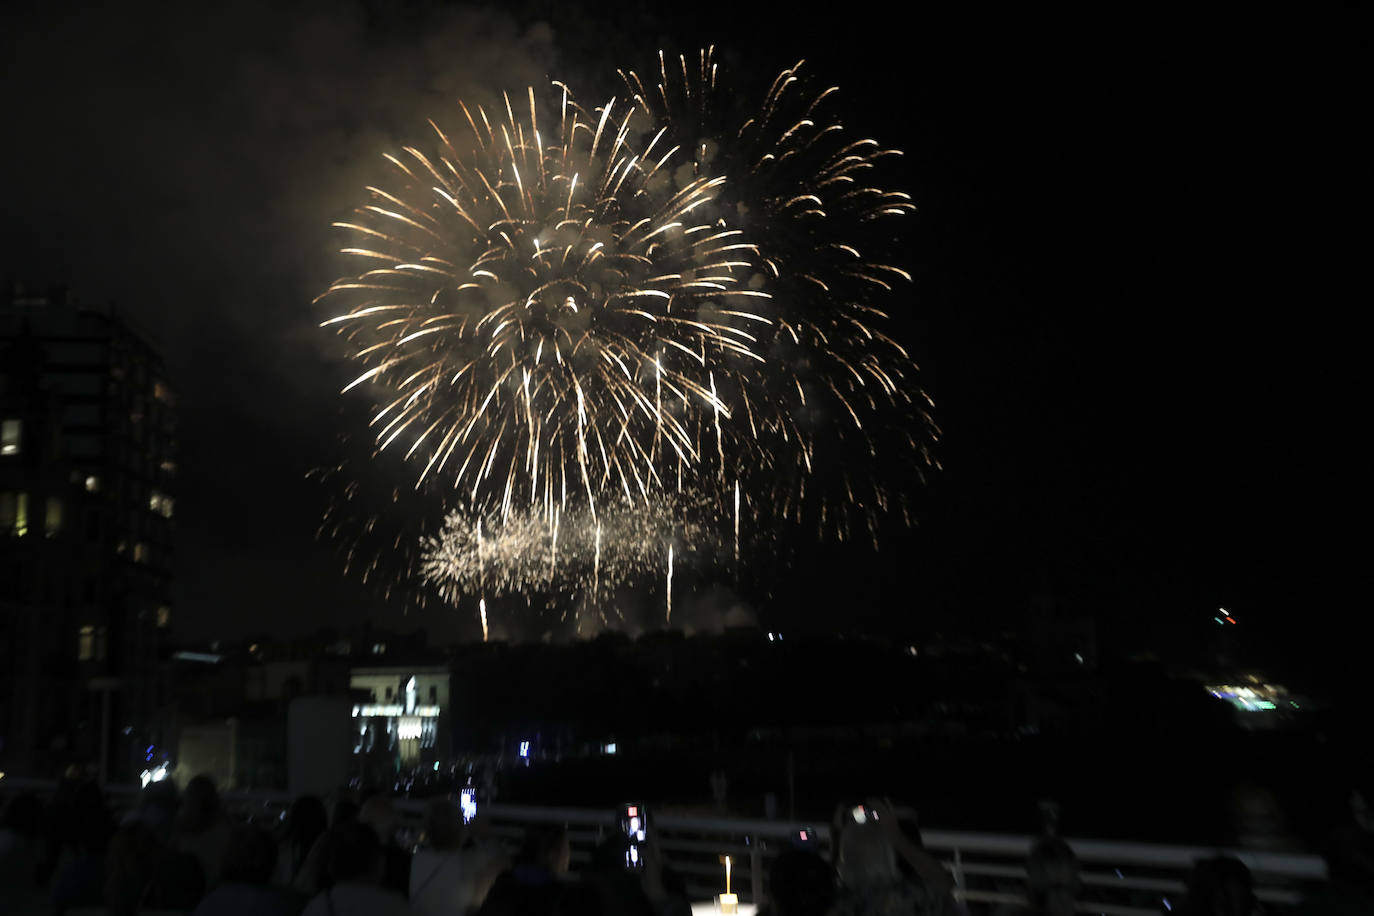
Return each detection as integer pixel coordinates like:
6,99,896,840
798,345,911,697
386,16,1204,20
519,740,530,758
139,763,169,788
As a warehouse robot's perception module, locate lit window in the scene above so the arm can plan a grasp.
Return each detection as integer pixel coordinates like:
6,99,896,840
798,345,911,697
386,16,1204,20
156,606,171,628
85,475,100,493
0,492,28,536
148,491,172,516
133,543,148,563
153,381,173,404
1,419,19,455
149,492,174,519
45,497,63,537
372,642,386,655
78,625,95,661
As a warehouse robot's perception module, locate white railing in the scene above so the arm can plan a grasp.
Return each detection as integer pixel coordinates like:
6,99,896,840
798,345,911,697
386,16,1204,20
1,780,1328,914
462,804,1325,915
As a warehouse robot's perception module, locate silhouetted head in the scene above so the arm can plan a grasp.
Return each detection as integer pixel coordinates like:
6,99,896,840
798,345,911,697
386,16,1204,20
1183,856,1256,916
769,848,837,916
424,798,465,851
57,779,113,851
221,823,279,885
284,795,328,849
176,775,222,834
1026,837,1080,916
105,821,165,915
519,822,571,875
358,795,399,845
1322,822,1374,889
326,820,385,885
136,780,179,833
837,821,898,890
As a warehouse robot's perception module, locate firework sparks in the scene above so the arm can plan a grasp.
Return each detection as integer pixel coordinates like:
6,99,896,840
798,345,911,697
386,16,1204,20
419,491,718,628
321,53,937,632
320,83,773,522
620,47,940,542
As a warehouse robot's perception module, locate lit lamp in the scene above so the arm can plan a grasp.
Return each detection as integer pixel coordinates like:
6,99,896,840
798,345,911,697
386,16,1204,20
718,854,738,913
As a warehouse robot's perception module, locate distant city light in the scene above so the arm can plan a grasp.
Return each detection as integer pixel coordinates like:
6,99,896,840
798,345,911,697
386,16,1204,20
519,740,530,758
603,742,617,755
140,763,169,788
1205,680,1299,716
351,704,439,718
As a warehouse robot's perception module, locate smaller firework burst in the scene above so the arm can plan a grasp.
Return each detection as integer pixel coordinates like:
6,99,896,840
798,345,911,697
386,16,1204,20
418,490,725,629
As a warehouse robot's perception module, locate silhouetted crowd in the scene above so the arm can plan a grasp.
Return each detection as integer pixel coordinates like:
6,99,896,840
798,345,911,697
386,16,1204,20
2,777,1372,915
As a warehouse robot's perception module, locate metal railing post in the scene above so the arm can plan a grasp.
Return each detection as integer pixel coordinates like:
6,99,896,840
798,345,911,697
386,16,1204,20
750,836,764,904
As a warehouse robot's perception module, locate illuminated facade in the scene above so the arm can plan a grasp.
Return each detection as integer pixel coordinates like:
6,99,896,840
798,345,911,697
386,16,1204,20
0,284,175,779
349,666,449,770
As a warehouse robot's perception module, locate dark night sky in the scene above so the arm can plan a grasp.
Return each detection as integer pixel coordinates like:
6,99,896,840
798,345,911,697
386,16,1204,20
2,3,1364,686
